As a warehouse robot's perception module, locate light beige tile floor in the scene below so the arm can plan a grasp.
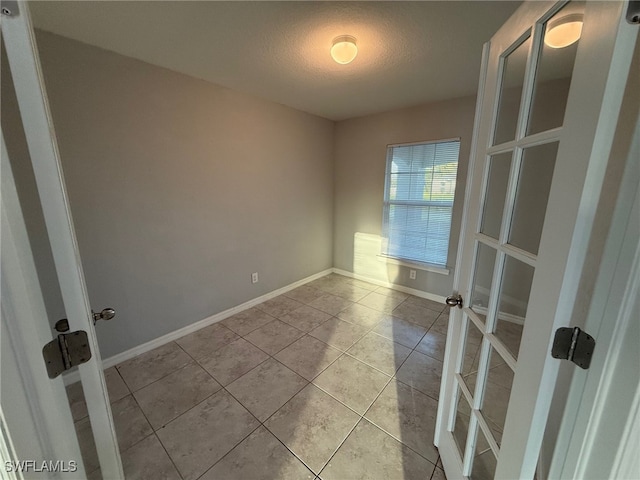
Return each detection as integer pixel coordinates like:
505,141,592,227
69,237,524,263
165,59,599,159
67,273,450,480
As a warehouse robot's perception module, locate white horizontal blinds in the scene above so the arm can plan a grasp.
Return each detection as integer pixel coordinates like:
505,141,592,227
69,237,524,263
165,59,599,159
383,140,460,266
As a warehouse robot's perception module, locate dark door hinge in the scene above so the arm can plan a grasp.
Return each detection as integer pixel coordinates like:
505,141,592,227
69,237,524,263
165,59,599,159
551,326,595,369
42,331,92,379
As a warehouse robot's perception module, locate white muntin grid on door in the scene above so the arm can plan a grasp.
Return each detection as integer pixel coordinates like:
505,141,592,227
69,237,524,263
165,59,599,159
446,1,574,476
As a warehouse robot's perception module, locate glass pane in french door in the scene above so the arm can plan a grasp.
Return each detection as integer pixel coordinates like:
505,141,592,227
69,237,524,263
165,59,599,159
493,35,532,145
527,2,585,135
479,346,515,447
509,142,559,254
469,242,498,323
495,255,535,359
471,427,497,480
461,316,484,394
479,152,512,240
453,385,472,457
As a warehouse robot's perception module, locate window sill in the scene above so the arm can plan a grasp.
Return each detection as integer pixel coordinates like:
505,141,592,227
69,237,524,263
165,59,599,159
376,255,450,275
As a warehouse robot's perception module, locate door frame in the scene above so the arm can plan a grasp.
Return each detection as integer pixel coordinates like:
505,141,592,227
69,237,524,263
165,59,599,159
435,1,639,478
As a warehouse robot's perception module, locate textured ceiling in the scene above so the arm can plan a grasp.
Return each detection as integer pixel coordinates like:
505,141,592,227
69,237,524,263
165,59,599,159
30,1,522,121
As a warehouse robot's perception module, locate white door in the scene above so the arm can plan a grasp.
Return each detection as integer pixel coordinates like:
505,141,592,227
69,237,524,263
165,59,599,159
1,2,124,478
435,1,638,479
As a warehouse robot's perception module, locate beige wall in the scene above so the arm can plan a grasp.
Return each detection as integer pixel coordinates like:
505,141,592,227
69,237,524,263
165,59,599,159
2,31,334,358
1,30,577,360
2,31,496,358
333,96,477,297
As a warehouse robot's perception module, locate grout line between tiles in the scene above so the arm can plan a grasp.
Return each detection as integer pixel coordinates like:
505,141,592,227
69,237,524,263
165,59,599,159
240,314,401,475
106,273,448,479
260,422,318,478
275,339,345,381
194,372,334,480
311,364,394,419
193,349,271,388
221,310,278,337
242,370,310,427
159,383,264,480
154,431,185,480
256,382,358,477
351,317,445,464
315,413,363,477
115,340,202,393
297,280,446,468
130,360,211,401
240,319,307,355
277,304,334,330
127,390,185,479
312,297,445,475
192,416,263,480
427,461,438,480
360,413,440,467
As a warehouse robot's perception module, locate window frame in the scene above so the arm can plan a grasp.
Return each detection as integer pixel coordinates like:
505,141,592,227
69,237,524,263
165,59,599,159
381,137,461,271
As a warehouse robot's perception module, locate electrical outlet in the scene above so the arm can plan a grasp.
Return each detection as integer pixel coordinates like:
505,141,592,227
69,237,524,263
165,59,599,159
251,272,259,284
409,269,417,280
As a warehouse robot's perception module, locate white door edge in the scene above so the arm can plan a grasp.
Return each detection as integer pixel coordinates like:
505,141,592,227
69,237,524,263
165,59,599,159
550,99,640,478
435,40,491,446
1,3,123,477
1,130,86,478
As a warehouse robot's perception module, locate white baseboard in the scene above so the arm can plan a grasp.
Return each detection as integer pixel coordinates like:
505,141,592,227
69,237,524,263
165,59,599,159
65,267,443,386
332,268,446,304
63,268,333,386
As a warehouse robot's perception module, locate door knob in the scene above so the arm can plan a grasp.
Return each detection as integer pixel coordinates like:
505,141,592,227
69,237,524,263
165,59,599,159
445,294,463,308
54,318,70,333
93,308,116,325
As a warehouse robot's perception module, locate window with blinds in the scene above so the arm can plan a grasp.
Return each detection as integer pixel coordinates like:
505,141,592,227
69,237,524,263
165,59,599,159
381,139,460,267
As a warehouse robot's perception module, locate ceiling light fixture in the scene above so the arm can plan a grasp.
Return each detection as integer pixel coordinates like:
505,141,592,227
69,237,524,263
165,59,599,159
544,13,583,49
331,35,358,64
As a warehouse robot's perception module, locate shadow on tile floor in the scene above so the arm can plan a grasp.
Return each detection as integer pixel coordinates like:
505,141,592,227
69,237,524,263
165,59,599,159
66,273,451,480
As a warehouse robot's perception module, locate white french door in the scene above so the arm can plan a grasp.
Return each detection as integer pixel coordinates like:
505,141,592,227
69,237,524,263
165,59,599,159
1,2,123,478
435,1,638,479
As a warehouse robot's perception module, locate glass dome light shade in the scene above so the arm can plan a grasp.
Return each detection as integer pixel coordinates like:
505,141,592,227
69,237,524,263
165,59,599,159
331,35,358,64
